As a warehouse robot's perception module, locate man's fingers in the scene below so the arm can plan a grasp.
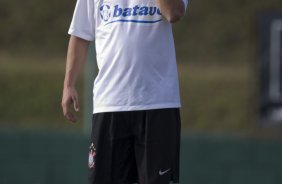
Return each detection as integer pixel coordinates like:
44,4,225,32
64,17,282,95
65,111,77,123
62,101,77,123
61,88,80,123
61,99,70,117
62,97,77,123
72,94,80,112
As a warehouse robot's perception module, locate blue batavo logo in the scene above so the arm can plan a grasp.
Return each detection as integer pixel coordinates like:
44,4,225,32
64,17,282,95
100,4,162,24
100,5,111,21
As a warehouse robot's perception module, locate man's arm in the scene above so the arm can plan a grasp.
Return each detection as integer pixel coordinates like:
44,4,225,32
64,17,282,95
156,0,185,23
62,35,90,123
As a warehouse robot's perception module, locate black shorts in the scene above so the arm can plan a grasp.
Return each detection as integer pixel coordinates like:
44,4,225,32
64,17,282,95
88,108,181,184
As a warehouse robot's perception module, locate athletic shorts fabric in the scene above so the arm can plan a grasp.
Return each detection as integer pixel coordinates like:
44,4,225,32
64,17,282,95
88,108,181,184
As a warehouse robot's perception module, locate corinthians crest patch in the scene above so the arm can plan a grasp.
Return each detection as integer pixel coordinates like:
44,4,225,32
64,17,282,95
88,143,96,169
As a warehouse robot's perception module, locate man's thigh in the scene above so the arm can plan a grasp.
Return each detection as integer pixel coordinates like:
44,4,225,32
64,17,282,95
88,112,138,184
134,108,181,184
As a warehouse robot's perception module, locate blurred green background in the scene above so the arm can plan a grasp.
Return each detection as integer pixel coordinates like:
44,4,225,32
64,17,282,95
1,0,282,183
1,0,282,136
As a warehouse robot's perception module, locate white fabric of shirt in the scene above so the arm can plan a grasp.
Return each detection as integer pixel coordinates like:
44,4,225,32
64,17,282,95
69,0,188,114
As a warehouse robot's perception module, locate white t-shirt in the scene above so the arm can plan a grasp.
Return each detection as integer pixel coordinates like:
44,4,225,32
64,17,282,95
69,0,188,113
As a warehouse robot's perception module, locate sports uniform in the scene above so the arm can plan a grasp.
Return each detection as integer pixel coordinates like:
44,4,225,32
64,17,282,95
68,0,188,183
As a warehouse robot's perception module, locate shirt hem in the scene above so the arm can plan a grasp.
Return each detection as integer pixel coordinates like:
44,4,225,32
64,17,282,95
68,29,94,41
93,103,181,114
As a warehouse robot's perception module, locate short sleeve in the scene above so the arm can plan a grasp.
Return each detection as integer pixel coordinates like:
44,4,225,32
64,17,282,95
68,0,95,41
182,0,189,12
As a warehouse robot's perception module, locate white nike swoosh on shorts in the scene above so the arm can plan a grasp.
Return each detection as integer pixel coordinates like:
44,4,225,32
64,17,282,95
159,168,171,175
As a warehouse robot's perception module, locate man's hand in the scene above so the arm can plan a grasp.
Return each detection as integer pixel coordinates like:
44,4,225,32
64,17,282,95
62,86,80,123
156,0,185,23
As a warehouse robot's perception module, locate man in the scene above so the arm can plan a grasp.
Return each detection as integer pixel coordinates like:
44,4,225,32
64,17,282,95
62,0,188,183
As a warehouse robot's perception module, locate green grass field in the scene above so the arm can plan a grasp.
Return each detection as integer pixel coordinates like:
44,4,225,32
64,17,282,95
0,55,83,131
0,55,259,135
179,62,257,132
